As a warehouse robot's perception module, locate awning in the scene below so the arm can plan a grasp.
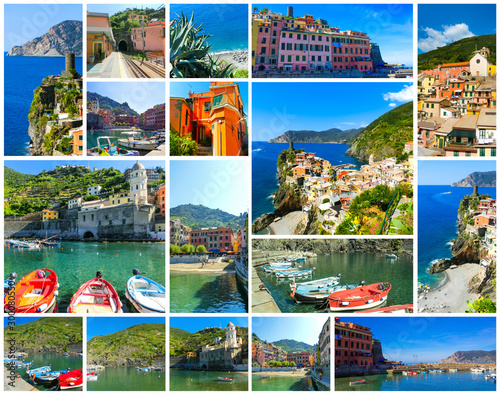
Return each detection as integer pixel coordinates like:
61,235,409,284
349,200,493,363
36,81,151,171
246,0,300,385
87,26,115,44
448,129,475,138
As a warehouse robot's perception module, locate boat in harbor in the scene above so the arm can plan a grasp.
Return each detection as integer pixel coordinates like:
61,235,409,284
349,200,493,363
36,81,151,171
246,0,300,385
268,261,294,267
58,368,83,390
88,136,140,156
5,240,41,249
289,275,344,303
385,254,398,259
262,265,297,273
355,304,413,314
27,365,51,375
4,269,59,313
68,271,123,314
329,282,392,311
275,268,314,278
87,372,98,381
471,367,485,373
349,379,366,386
234,258,248,291
448,368,458,372
125,269,166,313
118,131,159,152
31,369,68,385
218,377,234,382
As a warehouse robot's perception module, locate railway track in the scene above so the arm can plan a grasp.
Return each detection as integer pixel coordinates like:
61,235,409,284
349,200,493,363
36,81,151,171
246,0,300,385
122,53,166,78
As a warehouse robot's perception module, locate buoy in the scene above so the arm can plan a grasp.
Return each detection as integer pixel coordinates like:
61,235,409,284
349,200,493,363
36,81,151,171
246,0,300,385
140,253,142,256
83,251,85,253
116,253,118,256
97,252,99,255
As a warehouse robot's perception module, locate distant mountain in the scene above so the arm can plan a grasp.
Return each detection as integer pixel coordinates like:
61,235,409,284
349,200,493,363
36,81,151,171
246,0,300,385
272,339,316,354
440,350,496,364
346,101,413,161
269,128,363,144
418,34,496,71
87,92,138,116
451,171,496,187
170,204,247,231
7,20,82,56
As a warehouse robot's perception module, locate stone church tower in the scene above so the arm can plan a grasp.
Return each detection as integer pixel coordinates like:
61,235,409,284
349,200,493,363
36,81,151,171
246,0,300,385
225,322,238,348
130,161,148,204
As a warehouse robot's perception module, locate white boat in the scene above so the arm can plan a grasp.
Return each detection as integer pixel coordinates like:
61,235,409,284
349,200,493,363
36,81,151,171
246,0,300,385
125,269,165,313
471,367,485,373
118,132,159,151
275,268,314,278
88,136,139,156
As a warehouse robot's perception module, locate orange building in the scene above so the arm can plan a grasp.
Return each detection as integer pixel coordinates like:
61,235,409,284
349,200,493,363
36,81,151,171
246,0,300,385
70,128,84,155
157,185,165,214
170,82,247,156
87,12,115,63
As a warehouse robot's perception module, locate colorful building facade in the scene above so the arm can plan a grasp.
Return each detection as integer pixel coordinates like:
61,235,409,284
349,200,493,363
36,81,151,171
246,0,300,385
131,22,165,52
334,320,373,368
87,12,115,63
189,227,235,251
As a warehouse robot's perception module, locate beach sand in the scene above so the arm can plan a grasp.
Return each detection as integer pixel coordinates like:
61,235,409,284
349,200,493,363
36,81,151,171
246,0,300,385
170,261,235,273
253,370,308,378
212,50,248,70
268,211,303,235
418,263,485,313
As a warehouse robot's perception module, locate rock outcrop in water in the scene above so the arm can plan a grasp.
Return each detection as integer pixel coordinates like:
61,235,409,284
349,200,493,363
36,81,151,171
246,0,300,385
7,20,83,56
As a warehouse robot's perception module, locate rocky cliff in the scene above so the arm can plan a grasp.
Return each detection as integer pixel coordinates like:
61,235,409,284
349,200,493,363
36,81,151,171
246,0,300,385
451,171,496,187
439,350,496,364
269,128,363,144
7,20,82,56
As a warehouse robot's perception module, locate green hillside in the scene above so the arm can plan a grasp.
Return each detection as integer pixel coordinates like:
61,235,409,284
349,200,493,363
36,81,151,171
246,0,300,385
272,339,316,354
5,167,35,187
346,101,413,161
88,323,165,365
110,6,165,32
170,326,248,356
4,165,129,216
418,34,496,71
170,204,247,231
5,317,82,352
87,92,138,116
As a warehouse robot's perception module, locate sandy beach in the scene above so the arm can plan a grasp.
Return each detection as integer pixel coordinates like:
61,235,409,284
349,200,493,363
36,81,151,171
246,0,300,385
418,263,485,313
253,370,308,378
268,211,303,235
212,50,248,70
169,261,235,273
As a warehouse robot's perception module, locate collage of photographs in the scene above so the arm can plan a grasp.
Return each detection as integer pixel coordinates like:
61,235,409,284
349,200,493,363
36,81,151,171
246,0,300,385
0,0,497,393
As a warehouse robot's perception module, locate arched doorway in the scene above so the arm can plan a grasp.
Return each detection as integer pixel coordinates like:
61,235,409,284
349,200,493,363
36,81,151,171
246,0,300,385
118,40,128,52
201,364,207,370
83,231,94,239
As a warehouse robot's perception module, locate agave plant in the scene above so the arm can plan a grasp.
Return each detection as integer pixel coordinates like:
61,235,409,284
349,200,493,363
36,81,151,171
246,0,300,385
170,13,236,78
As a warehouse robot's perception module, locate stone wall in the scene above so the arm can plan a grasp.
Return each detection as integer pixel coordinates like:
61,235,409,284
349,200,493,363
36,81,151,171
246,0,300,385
4,219,78,238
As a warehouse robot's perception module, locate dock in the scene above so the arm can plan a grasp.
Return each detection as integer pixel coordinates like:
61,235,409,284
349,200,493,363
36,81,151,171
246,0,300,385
251,266,281,313
4,367,39,391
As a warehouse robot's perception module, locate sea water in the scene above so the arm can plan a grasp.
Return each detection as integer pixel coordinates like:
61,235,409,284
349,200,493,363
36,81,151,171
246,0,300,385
88,367,165,391
252,375,316,391
418,186,496,289
170,4,248,52
4,55,83,156
4,241,165,312
170,370,248,391
252,142,366,222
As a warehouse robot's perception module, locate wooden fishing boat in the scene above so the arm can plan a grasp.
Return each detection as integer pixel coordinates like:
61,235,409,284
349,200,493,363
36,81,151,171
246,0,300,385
275,268,314,278
125,269,165,313
4,269,58,313
349,379,366,385
67,271,123,314
292,283,358,304
355,304,413,314
87,372,98,381
218,377,234,382
268,261,293,267
329,282,392,311
27,366,51,375
262,265,296,274
31,369,67,385
58,368,83,390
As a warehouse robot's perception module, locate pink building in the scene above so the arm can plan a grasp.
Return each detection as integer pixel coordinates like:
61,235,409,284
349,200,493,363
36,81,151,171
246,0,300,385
130,22,165,53
189,227,235,251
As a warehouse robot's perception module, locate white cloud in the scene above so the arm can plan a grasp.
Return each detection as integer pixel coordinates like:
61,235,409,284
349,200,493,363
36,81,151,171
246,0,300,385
383,85,413,102
340,122,356,125
418,23,475,52
388,103,397,107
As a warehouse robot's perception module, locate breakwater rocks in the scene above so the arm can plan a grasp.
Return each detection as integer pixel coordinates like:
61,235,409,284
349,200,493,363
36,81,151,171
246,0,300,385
253,239,412,254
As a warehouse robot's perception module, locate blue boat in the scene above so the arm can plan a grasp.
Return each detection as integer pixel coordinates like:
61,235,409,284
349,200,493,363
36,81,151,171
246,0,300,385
27,365,51,374
31,369,68,385
275,268,314,279
262,265,296,274
125,269,166,313
291,279,361,304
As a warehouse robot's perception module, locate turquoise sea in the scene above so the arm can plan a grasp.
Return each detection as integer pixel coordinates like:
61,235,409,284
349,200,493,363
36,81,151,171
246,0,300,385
88,367,165,391
252,375,317,391
170,370,248,391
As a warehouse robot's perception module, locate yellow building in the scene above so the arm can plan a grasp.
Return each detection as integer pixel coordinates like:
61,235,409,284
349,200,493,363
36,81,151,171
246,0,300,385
251,19,260,69
128,14,148,24
488,64,496,76
42,210,59,221
419,75,435,96
109,192,130,205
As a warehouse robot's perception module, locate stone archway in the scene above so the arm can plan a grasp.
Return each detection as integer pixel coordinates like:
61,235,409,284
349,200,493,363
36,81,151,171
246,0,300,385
201,364,207,370
118,40,128,52
83,231,94,239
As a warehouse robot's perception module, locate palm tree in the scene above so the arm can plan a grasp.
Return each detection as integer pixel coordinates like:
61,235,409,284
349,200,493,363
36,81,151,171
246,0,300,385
170,12,237,78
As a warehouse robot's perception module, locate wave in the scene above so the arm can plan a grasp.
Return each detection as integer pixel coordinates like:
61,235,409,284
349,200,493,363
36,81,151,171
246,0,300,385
446,241,454,246
435,191,452,195
253,148,262,152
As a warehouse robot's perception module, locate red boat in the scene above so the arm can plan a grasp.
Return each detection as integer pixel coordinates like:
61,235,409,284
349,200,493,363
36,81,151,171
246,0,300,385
355,304,413,314
67,271,123,314
58,368,83,390
4,269,58,313
349,379,366,386
329,282,391,311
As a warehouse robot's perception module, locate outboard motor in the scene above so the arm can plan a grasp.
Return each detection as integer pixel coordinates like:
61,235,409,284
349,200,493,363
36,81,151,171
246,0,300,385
359,280,366,286
8,273,17,282
132,268,142,276
96,271,103,279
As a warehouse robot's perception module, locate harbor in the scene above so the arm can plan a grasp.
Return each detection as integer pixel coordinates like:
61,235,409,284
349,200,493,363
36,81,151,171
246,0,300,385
87,367,165,391
170,370,248,391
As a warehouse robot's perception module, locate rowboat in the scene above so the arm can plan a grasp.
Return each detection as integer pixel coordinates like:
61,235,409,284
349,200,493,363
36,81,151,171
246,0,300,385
125,269,165,313
292,283,358,304
88,136,140,156
218,377,234,382
329,282,392,311
268,261,293,267
31,369,68,385
4,269,59,313
262,265,296,274
87,372,98,381
349,379,366,385
67,271,123,314
27,366,51,375
58,368,83,390
42,241,61,247
275,268,314,278
448,368,458,372
290,275,342,290
385,254,398,259
355,304,413,314
118,132,159,151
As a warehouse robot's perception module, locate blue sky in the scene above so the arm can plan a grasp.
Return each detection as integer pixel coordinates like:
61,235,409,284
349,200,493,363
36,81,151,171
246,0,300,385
341,317,496,363
170,317,248,333
170,82,248,111
419,160,496,185
170,161,249,216
5,160,164,175
418,4,496,53
4,4,82,51
88,82,165,114
253,317,328,345
254,4,413,66
252,82,412,141
88,317,165,341
88,4,163,17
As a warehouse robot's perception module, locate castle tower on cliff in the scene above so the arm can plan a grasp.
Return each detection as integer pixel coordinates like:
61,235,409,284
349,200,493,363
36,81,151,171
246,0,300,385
289,141,294,151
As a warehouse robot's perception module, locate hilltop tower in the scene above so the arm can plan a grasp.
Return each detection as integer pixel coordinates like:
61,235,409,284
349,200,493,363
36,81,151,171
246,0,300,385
225,322,238,348
289,141,294,151
474,185,479,196
130,160,148,204
287,6,293,18
66,53,75,72
91,97,99,114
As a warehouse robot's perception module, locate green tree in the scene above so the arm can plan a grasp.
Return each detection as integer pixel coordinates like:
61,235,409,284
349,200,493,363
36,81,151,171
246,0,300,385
170,244,181,255
181,244,195,254
196,245,207,253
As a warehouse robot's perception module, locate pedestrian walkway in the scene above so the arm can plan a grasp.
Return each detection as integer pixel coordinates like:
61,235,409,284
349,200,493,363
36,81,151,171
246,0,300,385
87,52,132,78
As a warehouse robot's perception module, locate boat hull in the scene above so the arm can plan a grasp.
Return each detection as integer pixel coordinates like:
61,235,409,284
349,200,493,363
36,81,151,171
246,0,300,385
329,297,387,312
